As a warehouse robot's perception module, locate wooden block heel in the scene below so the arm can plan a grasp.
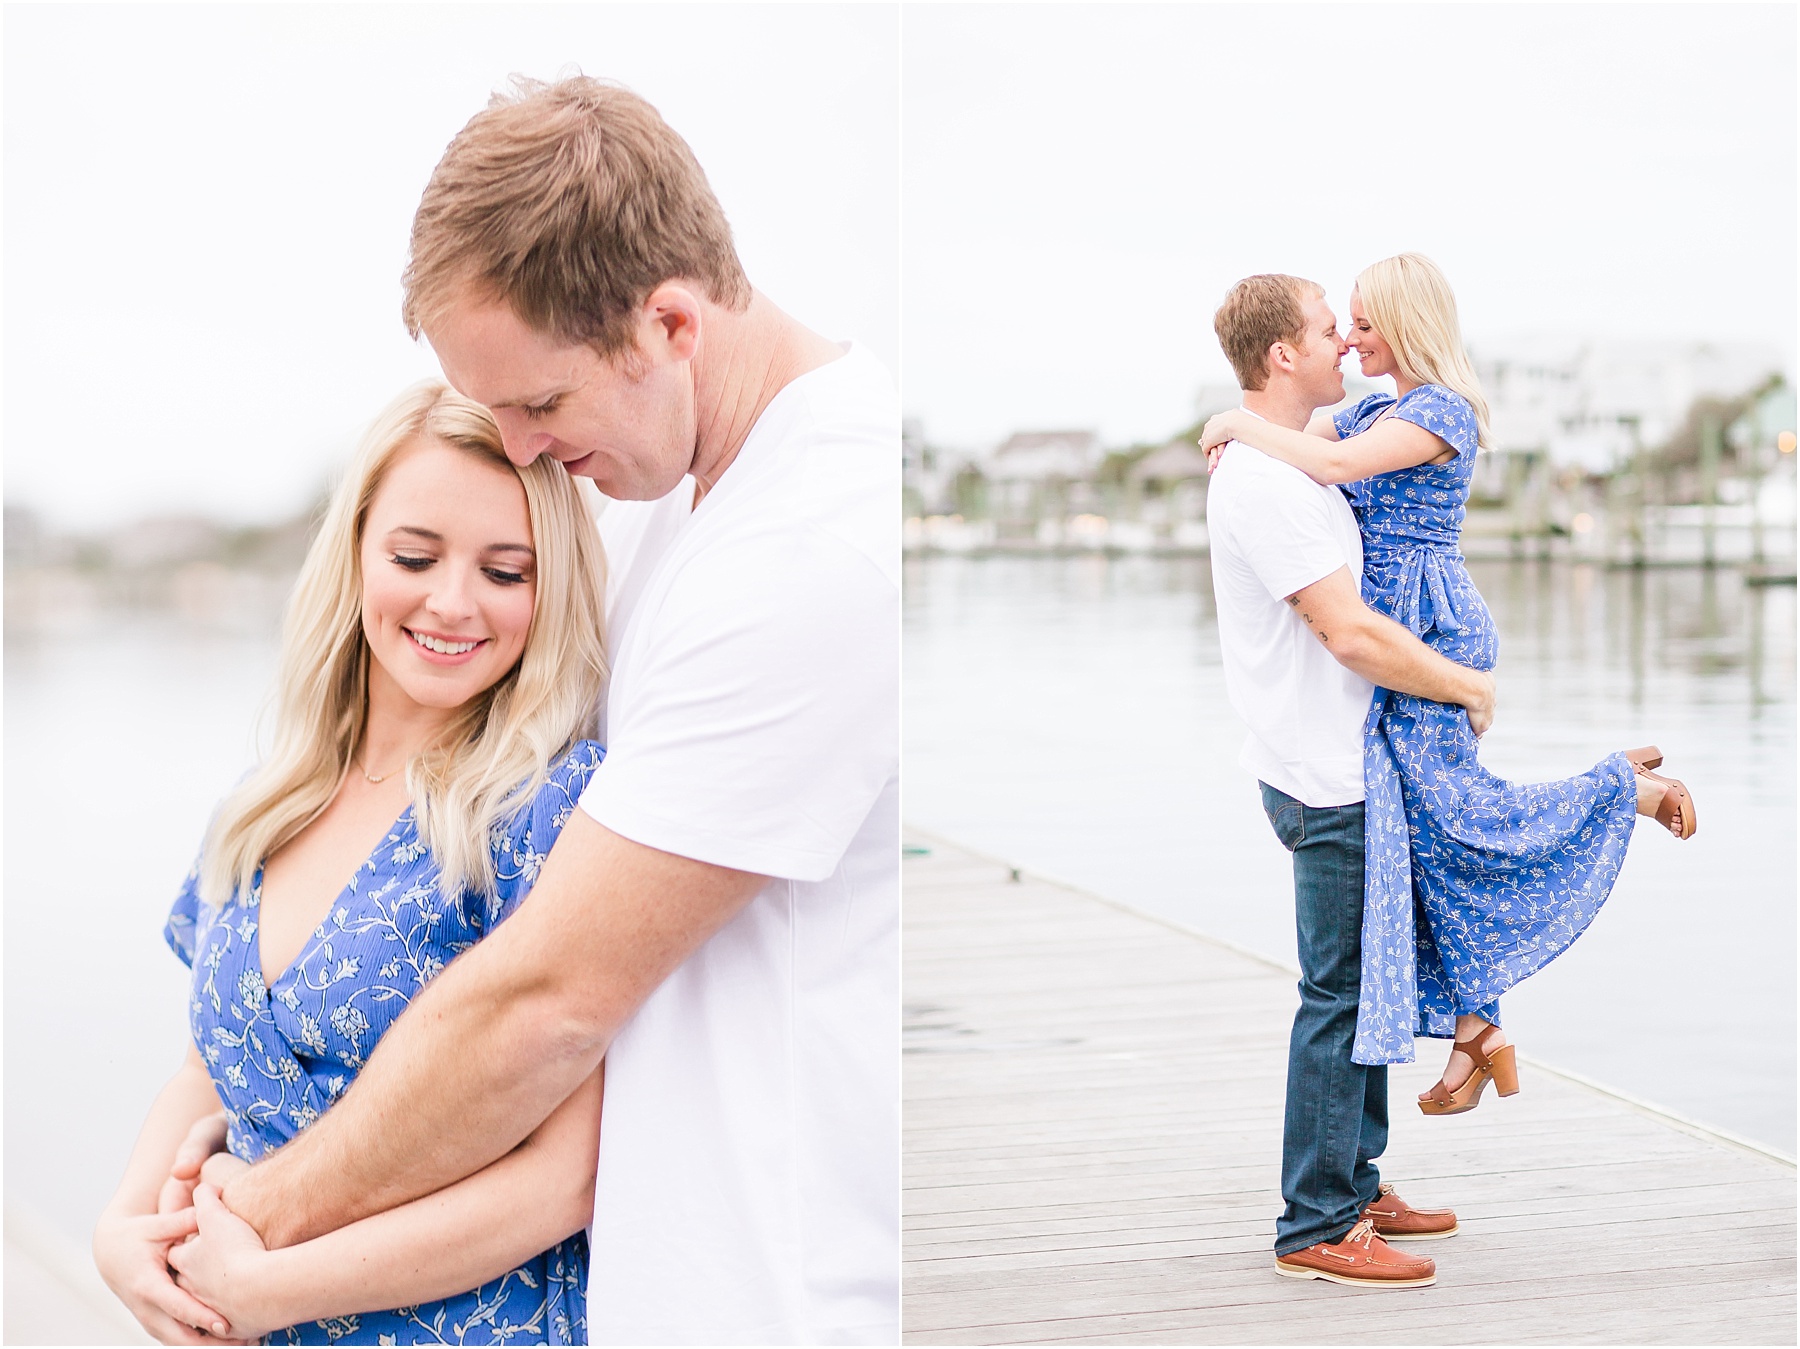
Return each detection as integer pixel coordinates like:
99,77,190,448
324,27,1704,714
1418,1028,1519,1116
1488,1042,1520,1096
1626,746,1698,840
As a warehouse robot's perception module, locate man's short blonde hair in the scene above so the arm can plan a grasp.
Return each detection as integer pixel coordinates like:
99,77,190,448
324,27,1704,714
402,75,752,358
1213,274,1323,391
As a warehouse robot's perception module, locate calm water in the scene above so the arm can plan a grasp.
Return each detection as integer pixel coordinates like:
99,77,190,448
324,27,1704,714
904,552,1796,1155
7,564,1793,1256
6,620,282,1249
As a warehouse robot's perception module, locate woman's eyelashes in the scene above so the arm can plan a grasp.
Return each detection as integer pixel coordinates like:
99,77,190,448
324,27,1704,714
387,554,531,586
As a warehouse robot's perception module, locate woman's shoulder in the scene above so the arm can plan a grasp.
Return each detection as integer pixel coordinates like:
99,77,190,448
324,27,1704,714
490,738,603,853
548,739,605,793
1396,384,1479,454
164,789,257,965
1334,392,1396,437
482,740,605,917
164,854,209,967
1400,382,1474,415
507,740,604,832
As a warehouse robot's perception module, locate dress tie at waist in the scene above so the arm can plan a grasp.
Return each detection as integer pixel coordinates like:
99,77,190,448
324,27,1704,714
1365,542,1465,638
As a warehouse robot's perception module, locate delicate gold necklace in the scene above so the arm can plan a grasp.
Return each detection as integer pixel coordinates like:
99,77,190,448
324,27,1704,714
355,756,404,785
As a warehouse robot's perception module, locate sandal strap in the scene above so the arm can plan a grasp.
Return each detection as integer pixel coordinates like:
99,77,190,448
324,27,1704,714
1430,1032,1496,1101
1655,778,1691,834
1452,1028,1501,1067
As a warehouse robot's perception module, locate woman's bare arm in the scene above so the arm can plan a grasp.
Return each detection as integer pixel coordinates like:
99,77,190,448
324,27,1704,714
1304,413,1341,440
102,1048,223,1219
1200,408,1451,484
93,1046,250,1344
168,1064,603,1340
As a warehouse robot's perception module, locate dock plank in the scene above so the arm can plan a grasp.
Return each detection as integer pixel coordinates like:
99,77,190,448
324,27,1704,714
901,835,1796,1345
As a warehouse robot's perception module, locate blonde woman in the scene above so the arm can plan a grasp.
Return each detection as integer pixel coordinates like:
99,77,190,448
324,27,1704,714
93,383,609,1345
1200,254,1697,1115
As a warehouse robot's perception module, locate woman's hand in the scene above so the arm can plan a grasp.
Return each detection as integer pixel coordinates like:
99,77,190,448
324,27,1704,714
92,1205,247,1345
1198,409,1246,460
168,1113,229,1181
199,1151,250,1191
166,1185,283,1343
157,1172,199,1217
159,1112,229,1215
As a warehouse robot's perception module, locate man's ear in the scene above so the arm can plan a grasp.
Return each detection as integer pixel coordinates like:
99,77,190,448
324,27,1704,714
638,282,703,365
1266,339,1298,377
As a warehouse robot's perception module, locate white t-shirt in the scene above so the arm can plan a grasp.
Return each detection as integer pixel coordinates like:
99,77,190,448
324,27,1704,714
579,344,899,1345
1205,423,1372,807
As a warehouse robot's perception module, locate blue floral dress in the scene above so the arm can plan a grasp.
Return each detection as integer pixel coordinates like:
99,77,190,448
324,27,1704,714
165,743,604,1344
1332,387,1639,1066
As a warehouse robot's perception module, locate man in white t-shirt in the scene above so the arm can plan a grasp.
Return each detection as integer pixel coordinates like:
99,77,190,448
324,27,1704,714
208,76,899,1343
1207,275,1494,1291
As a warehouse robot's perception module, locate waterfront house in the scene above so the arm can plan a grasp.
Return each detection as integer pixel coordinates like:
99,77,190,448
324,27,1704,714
985,429,1105,536
1475,338,1786,472
1128,438,1212,546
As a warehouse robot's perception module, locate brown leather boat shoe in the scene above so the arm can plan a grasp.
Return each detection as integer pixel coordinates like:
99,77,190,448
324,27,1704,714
1361,1183,1459,1240
1273,1217,1436,1288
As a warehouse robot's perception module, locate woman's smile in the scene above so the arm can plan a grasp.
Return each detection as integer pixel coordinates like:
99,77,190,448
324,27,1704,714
359,439,538,715
404,627,491,661
1346,287,1397,380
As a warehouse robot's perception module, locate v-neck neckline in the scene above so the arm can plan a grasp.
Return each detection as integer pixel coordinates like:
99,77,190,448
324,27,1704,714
250,803,417,991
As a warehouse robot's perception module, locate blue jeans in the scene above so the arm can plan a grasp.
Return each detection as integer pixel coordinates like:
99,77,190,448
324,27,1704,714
1260,782,1389,1254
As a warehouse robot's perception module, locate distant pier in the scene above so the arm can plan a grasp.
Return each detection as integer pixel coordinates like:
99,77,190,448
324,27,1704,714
903,833,1796,1346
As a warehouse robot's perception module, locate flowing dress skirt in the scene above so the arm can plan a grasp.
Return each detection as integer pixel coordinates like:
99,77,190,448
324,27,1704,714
1350,546,1640,1066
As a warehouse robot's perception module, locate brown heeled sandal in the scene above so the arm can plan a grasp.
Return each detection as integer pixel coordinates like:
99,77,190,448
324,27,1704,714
1625,745,1697,840
1417,1026,1520,1116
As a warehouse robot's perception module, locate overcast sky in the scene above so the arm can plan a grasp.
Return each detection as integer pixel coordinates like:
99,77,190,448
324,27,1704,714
8,5,1795,524
5,4,899,529
903,3,1798,451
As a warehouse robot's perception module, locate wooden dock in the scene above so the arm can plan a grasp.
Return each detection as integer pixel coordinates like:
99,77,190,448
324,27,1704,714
903,834,1796,1346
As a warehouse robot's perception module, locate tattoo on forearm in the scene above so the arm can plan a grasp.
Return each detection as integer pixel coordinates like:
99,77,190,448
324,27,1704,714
1286,595,1329,644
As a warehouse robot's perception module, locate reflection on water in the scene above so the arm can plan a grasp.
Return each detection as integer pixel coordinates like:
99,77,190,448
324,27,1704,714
903,554,1795,1154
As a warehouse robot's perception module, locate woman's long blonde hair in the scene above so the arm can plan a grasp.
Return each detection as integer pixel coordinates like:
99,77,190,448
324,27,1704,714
1356,252,1492,449
199,382,609,906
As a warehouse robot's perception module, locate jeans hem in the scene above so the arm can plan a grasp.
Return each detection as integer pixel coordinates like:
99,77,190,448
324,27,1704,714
1274,1220,1358,1257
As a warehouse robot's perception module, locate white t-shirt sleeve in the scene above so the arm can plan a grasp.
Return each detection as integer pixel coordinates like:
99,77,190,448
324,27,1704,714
1232,466,1355,601
578,526,899,882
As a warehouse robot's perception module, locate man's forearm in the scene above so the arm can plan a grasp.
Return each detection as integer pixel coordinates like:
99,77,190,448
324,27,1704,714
225,917,589,1249
233,1067,602,1330
1337,610,1489,709
222,812,764,1249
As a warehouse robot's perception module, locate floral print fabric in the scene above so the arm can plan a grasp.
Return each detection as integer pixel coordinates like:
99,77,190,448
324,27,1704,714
165,742,604,1344
1332,387,1638,1066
